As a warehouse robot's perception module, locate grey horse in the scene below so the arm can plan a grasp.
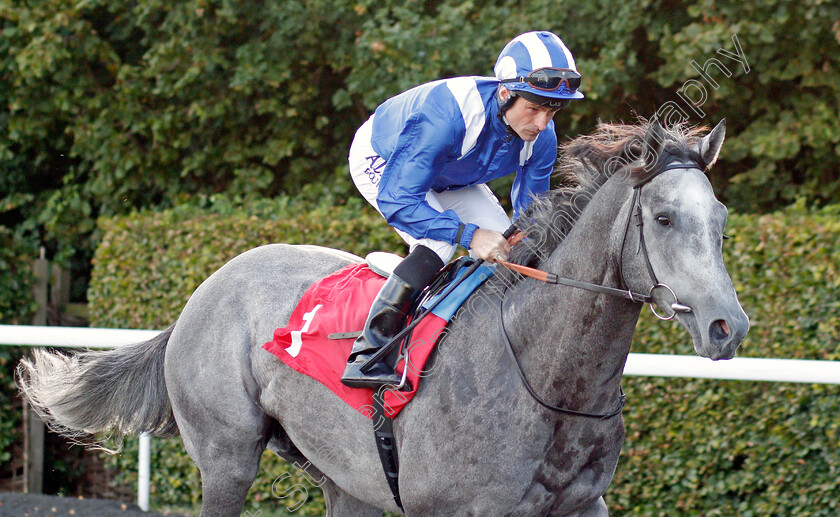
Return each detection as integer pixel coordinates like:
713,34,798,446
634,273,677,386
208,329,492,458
18,119,749,516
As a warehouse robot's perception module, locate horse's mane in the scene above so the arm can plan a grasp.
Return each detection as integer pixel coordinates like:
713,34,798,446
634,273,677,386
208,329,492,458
503,119,710,279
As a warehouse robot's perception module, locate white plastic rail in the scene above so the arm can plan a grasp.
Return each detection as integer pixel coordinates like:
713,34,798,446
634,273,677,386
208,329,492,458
1,325,159,511
2,324,840,513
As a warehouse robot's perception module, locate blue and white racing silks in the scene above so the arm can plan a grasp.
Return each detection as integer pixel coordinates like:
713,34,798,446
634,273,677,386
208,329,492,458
368,76,557,249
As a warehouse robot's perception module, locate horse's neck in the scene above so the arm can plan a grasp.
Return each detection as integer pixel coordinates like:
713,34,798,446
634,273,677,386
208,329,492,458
507,184,640,413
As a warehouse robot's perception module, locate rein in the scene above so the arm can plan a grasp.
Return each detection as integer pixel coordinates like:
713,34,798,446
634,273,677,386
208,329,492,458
498,290,626,419
498,161,703,320
495,160,704,419
496,259,653,304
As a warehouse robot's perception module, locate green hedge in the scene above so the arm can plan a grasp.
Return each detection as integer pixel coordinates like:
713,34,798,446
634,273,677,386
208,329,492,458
87,195,404,514
613,202,840,516
0,226,35,477
0,225,36,325
85,201,839,515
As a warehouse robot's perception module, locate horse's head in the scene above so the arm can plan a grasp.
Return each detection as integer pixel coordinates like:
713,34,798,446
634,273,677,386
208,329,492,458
619,119,749,359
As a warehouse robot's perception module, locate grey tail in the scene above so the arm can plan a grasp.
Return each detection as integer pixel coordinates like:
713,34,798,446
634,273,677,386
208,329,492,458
16,324,178,452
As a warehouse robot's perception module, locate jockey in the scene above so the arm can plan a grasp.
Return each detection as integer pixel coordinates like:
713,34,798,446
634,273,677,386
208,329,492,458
342,31,585,388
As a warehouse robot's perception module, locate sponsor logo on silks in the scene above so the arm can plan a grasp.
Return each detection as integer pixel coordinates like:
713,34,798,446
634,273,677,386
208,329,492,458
365,155,386,187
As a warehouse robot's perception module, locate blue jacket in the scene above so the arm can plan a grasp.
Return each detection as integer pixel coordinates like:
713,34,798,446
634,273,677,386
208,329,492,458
369,76,556,249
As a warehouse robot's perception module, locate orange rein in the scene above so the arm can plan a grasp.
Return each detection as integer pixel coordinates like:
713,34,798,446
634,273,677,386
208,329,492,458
497,231,556,283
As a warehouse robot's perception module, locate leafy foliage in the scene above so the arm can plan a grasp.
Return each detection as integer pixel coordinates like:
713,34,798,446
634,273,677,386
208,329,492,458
0,346,23,473
1,0,838,257
0,226,36,324
0,0,366,259
0,227,36,477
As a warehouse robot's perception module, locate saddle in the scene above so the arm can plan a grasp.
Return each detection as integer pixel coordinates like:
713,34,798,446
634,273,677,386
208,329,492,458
262,253,494,417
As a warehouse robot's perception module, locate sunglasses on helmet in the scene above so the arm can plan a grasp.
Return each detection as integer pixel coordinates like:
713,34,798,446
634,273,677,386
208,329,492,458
500,67,582,93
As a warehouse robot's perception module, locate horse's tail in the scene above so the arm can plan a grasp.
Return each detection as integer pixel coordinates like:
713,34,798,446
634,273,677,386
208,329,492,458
16,324,179,452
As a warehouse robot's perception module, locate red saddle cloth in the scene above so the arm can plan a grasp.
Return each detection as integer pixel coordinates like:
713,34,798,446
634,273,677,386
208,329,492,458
263,263,448,419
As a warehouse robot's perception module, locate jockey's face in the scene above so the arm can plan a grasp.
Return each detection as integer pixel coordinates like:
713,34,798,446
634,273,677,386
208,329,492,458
503,94,560,142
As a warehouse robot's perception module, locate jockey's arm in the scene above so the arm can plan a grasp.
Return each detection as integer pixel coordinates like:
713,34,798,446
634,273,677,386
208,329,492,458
375,113,479,250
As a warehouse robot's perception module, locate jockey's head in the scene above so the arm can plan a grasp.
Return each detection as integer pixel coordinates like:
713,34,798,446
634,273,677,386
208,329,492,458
494,31,584,115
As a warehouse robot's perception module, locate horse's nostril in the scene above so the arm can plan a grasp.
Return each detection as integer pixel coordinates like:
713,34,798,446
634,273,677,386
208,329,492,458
710,319,730,344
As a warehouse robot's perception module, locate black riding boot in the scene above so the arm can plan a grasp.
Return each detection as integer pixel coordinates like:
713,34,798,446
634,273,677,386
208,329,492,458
341,245,444,389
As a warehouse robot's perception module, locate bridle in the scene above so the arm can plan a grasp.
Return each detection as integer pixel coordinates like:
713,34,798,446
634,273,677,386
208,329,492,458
617,160,704,320
497,159,705,419
500,159,704,321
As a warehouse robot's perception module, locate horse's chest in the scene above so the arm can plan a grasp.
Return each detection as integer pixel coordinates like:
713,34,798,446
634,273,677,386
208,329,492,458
468,416,626,516
400,407,624,515
525,417,626,514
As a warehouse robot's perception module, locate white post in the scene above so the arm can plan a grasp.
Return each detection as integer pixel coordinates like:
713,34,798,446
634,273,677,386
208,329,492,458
138,432,151,511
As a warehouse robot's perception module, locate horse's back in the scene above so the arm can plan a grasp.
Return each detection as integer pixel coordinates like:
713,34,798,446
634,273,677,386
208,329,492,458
164,243,361,424
178,243,359,325
218,243,362,285
168,243,361,357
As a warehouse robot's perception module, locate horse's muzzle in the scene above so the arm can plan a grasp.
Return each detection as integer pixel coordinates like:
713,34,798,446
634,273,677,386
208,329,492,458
706,311,750,360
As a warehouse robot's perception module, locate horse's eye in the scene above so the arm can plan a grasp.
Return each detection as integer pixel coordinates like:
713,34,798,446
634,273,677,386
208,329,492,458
655,215,671,227
722,234,731,240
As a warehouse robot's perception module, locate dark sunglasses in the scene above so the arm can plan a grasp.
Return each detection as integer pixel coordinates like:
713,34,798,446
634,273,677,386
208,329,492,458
500,67,581,93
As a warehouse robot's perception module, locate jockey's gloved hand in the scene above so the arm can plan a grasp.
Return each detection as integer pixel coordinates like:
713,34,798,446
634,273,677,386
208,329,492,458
469,229,511,263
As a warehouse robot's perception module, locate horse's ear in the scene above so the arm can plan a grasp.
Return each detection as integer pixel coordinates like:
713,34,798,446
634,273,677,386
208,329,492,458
642,119,666,168
697,119,726,170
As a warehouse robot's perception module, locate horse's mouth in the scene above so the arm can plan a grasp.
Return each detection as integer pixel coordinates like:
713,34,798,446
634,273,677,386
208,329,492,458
678,311,743,360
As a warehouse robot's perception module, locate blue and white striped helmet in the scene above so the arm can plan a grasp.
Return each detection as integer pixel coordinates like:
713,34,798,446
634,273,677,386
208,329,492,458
494,31,584,102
